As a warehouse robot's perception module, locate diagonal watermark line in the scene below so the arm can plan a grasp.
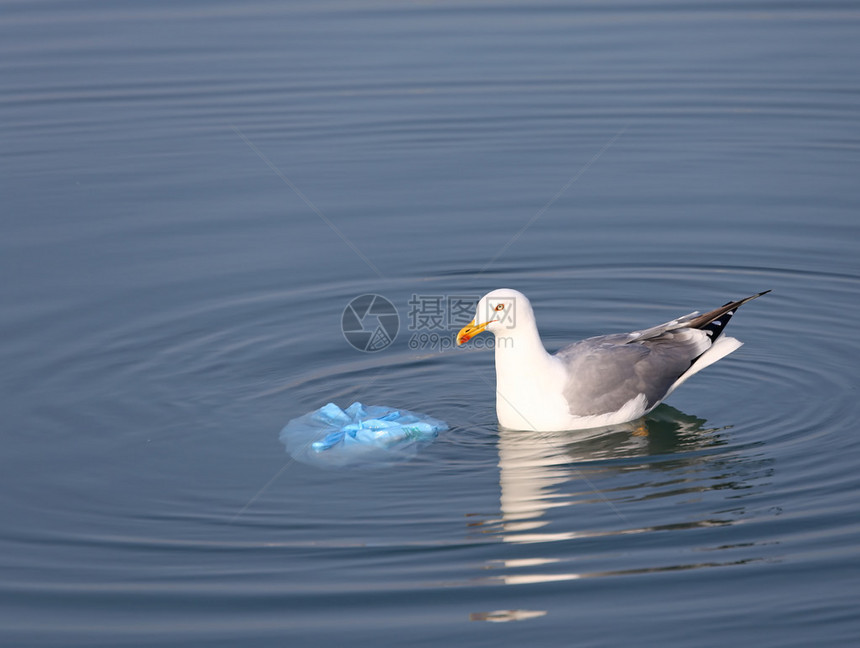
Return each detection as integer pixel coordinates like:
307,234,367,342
232,126,385,279
467,366,629,523
479,123,630,275
230,458,296,524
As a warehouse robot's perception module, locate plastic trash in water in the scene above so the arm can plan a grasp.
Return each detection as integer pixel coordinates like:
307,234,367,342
279,402,447,467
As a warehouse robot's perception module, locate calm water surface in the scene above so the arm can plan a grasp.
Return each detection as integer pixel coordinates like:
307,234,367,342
2,1,860,646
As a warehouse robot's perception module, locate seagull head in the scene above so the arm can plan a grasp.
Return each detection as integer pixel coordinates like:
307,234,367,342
456,288,530,345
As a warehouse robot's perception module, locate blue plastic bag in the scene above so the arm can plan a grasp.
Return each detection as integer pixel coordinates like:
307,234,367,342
280,402,447,467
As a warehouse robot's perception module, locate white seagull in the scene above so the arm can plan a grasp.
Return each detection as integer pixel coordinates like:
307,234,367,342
456,289,769,431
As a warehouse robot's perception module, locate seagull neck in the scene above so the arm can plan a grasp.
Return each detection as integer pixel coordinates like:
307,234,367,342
494,324,552,370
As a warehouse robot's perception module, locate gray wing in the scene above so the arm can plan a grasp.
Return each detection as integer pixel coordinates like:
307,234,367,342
555,292,770,417
555,315,709,416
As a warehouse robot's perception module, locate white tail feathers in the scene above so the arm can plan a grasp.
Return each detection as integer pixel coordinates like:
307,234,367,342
665,335,744,397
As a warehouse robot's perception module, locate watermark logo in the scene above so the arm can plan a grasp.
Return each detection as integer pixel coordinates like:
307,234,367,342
341,294,400,352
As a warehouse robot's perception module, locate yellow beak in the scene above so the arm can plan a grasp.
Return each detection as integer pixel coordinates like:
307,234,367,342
456,319,491,345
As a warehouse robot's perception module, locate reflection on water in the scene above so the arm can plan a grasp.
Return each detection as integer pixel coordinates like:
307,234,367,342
472,405,773,590
494,405,727,541
470,609,548,623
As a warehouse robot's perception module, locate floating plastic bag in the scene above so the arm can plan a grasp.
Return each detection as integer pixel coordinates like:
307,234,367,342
280,402,447,467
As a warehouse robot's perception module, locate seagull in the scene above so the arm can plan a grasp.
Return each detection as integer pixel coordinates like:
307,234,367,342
456,289,770,431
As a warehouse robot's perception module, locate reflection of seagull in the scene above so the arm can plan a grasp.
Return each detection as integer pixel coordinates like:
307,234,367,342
476,406,764,591
491,406,737,551
457,289,769,431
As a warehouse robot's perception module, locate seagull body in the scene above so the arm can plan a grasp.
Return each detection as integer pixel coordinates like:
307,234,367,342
456,289,769,431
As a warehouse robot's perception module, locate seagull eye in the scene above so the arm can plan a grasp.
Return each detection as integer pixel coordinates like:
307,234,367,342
494,304,505,311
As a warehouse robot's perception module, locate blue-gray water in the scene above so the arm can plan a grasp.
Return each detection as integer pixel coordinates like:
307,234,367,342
2,1,860,646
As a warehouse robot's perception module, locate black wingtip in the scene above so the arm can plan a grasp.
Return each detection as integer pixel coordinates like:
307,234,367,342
693,290,771,339
721,290,771,308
